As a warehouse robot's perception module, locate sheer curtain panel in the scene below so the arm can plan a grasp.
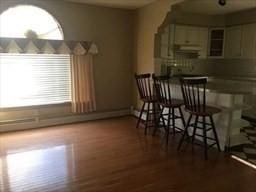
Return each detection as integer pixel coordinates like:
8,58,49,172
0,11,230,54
71,54,96,113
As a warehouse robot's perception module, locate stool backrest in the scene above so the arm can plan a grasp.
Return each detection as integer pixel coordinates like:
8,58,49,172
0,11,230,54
180,77,207,113
152,74,172,104
135,73,153,100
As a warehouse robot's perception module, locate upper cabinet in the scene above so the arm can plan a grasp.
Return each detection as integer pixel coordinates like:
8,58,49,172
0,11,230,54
225,26,242,58
241,23,256,59
174,25,187,45
174,25,199,45
174,25,208,58
198,27,209,59
160,23,256,60
156,0,256,63
160,24,175,58
208,28,225,58
225,23,256,59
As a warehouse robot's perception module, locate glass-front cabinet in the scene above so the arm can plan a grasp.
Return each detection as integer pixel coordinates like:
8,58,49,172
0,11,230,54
208,28,225,58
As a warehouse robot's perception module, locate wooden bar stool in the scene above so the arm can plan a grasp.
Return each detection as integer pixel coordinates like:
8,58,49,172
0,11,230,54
152,74,186,145
135,73,163,135
177,77,221,160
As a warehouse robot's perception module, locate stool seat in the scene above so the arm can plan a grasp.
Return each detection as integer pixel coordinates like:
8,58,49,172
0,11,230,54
160,99,184,108
186,105,221,116
141,96,158,103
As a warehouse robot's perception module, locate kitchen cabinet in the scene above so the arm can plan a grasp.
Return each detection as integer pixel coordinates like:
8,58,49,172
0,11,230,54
186,26,200,45
174,25,199,45
225,26,242,58
174,25,208,58
225,24,256,59
241,23,256,59
175,25,187,45
198,27,209,58
208,28,225,58
160,24,175,58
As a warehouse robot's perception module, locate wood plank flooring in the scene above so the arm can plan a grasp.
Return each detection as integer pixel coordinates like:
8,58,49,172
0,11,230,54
0,116,255,192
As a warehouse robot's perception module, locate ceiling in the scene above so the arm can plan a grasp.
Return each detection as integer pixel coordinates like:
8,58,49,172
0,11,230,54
65,0,156,9
178,0,256,15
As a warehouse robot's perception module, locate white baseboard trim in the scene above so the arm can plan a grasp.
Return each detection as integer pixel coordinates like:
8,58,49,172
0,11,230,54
0,108,131,133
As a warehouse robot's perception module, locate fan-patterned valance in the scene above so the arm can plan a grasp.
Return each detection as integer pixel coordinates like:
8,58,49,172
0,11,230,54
0,38,98,55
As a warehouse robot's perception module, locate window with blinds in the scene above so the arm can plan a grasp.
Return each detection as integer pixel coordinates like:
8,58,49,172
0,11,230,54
0,54,71,108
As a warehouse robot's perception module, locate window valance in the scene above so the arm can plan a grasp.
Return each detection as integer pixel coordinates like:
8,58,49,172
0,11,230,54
0,38,98,55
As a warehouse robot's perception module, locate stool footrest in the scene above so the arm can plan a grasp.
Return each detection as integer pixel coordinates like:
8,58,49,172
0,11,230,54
189,124,214,132
193,133,217,141
192,141,218,149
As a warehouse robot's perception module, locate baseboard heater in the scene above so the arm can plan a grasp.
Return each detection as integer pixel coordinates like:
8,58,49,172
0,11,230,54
0,118,35,125
0,108,131,132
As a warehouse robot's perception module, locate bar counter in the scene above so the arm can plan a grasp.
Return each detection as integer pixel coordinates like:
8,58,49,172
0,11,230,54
168,77,252,150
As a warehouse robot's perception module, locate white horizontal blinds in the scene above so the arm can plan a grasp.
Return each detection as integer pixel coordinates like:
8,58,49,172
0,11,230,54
0,53,71,108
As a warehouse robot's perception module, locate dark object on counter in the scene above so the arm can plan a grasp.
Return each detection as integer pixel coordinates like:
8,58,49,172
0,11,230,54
152,74,186,144
135,73,165,135
178,77,221,160
172,74,205,78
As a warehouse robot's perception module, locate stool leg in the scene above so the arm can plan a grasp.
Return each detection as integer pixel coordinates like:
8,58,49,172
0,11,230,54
136,102,145,128
153,104,164,136
166,107,171,145
144,102,150,135
160,106,166,128
178,107,186,129
178,114,192,150
209,116,221,152
203,116,208,160
152,103,162,136
153,102,158,134
172,107,176,137
192,115,199,144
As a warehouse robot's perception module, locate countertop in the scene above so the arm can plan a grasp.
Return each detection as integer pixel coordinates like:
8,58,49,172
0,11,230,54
209,76,256,82
169,77,253,95
172,74,256,82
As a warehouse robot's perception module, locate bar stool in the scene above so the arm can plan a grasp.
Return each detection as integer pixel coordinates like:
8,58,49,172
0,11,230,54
152,74,186,145
135,73,162,135
177,77,221,160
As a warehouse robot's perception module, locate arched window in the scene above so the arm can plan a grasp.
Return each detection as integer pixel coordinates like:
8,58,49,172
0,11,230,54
0,5,71,108
0,5,63,40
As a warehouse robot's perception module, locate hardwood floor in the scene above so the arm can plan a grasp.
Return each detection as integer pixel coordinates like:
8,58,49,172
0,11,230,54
0,116,255,192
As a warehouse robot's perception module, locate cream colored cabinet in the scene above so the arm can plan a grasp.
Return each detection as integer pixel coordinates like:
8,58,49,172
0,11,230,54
174,25,208,58
198,27,209,58
225,26,242,58
160,24,175,58
175,25,187,44
225,24,256,59
241,23,256,59
186,26,200,45
174,25,199,45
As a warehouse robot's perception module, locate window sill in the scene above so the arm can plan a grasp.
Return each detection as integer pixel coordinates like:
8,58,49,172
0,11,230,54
0,102,71,112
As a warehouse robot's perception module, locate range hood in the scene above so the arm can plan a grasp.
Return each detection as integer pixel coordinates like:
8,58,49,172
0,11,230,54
174,44,202,52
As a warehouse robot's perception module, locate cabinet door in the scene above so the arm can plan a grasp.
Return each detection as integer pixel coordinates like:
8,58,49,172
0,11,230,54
175,25,187,44
160,25,170,58
186,26,199,45
198,27,208,58
241,23,256,59
225,26,242,58
160,24,175,58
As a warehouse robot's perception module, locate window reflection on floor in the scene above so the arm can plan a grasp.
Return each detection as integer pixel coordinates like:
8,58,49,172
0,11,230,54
5,146,68,191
